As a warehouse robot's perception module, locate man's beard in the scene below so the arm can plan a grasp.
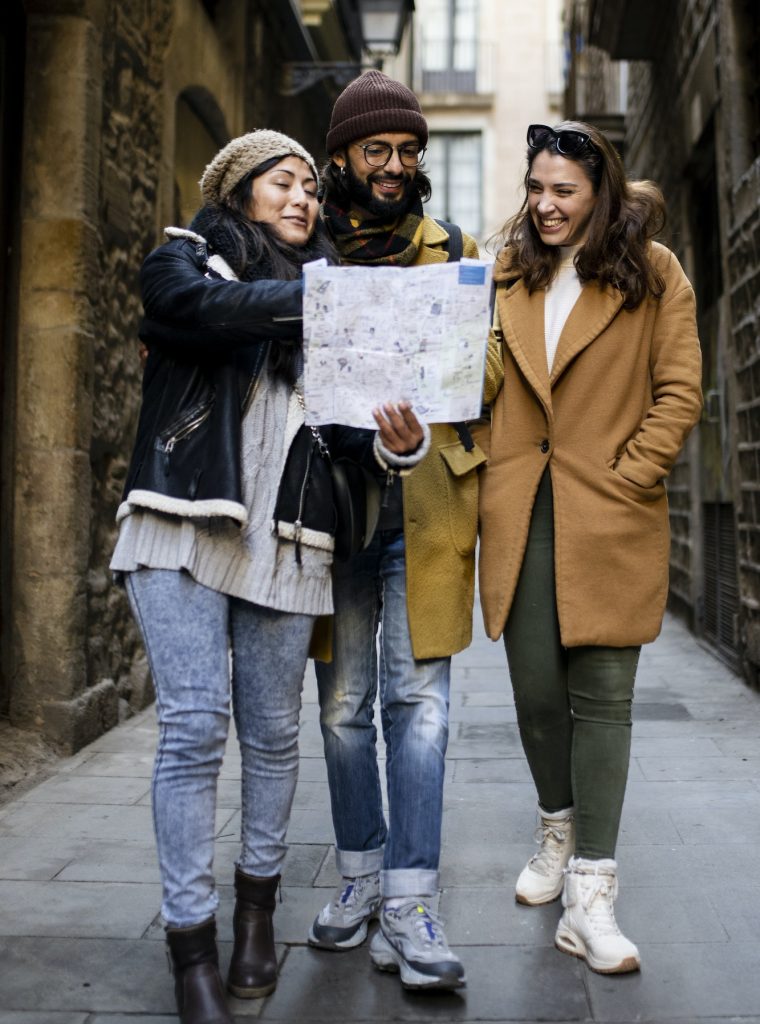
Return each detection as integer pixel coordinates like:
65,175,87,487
344,161,418,218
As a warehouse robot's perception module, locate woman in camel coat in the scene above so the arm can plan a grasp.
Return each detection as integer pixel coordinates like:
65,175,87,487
479,122,702,975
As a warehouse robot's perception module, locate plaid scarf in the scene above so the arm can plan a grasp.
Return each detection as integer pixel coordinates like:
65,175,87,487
322,193,425,266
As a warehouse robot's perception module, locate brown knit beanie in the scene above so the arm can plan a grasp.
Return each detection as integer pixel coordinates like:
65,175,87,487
326,70,428,154
199,129,318,206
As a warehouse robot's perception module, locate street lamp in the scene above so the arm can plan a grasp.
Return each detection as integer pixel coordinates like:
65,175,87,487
359,0,415,57
280,0,415,96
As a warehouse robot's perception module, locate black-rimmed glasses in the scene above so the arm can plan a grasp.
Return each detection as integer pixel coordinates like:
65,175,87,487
527,124,593,156
352,141,426,168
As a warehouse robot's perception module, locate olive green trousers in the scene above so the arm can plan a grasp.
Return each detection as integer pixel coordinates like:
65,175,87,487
503,471,640,859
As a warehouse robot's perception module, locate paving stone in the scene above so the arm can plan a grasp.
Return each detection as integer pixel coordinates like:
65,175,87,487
609,884,727,943
0,880,161,938
629,736,724,757
295,756,329,782
0,801,235,844
586,941,760,1020
0,1015,88,1023
669,801,760,844
18,773,151,805
439,886,559,946
86,1017,176,1024
85,726,159,754
0,936,175,1013
461,692,514,707
0,836,83,880
56,841,160,884
636,755,760,782
62,752,156,778
449,759,532,783
260,944,589,1021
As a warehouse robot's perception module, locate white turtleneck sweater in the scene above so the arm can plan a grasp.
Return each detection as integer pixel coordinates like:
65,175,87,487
544,245,583,373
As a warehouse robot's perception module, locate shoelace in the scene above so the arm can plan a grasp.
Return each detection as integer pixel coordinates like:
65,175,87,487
333,875,375,912
579,876,622,937
393,902,447,950
528,822,569,876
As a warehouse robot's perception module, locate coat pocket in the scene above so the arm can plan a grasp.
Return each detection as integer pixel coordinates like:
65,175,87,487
440,442,488,557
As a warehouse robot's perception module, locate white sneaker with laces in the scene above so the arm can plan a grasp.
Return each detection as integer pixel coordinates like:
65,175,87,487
555,856,641,974
515,805,575,905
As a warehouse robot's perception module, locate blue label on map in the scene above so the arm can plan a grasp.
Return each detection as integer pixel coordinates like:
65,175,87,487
458,265,486,285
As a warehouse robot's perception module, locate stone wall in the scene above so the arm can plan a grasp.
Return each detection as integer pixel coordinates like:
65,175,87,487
728,160,760,680
5,0,363,752
87,0,174,727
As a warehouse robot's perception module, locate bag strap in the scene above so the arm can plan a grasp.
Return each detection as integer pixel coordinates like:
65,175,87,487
434,218,464,263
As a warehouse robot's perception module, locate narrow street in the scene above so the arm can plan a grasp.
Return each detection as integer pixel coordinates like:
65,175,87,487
1,608,759,1023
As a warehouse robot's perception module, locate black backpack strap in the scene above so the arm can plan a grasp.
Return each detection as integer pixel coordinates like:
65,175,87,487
434,218,463,263
453,421,475,452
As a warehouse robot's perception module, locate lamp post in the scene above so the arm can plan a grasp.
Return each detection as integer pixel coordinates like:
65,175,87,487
280,0,415,96
359,0,415,57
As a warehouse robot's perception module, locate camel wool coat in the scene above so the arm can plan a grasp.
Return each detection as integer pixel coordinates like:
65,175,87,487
478,241,702,648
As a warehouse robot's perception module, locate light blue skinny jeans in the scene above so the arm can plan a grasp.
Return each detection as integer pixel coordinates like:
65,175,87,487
126,568,314,928
315,529,450,899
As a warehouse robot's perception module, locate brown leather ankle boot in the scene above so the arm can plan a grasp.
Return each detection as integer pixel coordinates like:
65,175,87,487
227,869,280,998
165,918,232,1024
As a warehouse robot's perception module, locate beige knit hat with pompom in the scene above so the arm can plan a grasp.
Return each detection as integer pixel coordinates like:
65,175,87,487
199,129,318,206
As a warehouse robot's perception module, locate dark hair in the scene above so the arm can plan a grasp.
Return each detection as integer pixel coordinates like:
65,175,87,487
320,158,433,205
491,120,667,310
219,157,337,279
201,157,338,384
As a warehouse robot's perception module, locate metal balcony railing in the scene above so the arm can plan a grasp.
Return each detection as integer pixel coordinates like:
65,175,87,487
413,37,495,95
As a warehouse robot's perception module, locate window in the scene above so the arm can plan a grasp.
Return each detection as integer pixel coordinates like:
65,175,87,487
421,0,479,93
425,132,482,239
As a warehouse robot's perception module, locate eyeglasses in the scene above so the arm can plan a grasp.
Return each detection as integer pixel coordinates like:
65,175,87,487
527,124,593,156
351,141,426,168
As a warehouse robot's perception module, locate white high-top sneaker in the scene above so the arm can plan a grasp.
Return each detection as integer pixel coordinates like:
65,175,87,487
555,856,640,974
515,806,575,905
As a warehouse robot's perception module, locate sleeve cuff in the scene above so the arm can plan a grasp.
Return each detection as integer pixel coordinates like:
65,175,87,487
373,421,432,474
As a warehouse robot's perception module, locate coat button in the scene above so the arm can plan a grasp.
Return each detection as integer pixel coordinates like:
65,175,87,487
540,439,550,453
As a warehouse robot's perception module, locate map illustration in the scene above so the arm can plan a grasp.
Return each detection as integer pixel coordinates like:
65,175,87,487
302,258,493,429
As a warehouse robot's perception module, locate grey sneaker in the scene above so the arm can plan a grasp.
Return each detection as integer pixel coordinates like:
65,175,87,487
308,873,382,950
369,899,466,990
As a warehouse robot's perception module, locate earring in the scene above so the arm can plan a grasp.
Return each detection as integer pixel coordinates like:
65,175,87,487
339,165,346,179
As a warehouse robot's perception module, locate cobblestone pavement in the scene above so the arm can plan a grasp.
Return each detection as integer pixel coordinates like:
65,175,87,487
1,610,759,1023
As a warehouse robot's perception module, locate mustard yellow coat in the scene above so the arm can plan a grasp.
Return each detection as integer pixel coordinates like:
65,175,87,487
311,217,502,661
478,242,702,647
398,216,503,658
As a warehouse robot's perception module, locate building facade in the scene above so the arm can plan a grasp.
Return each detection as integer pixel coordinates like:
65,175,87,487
564,0,760,680
384,0,565,248
0,0,383,752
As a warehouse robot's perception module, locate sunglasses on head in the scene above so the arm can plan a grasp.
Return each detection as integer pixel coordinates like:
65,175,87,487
527,124,593,156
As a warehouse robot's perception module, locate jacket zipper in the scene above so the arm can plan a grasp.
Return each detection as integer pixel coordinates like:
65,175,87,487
163,406,212,454
293,440,316,565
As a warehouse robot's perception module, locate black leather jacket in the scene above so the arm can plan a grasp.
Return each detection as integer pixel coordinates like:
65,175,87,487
119,230,375,546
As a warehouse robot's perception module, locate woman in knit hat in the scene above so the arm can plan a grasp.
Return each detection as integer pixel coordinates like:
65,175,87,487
111,129,425,1024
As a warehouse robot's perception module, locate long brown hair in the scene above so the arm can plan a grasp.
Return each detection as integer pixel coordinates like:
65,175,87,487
493,121,667,310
